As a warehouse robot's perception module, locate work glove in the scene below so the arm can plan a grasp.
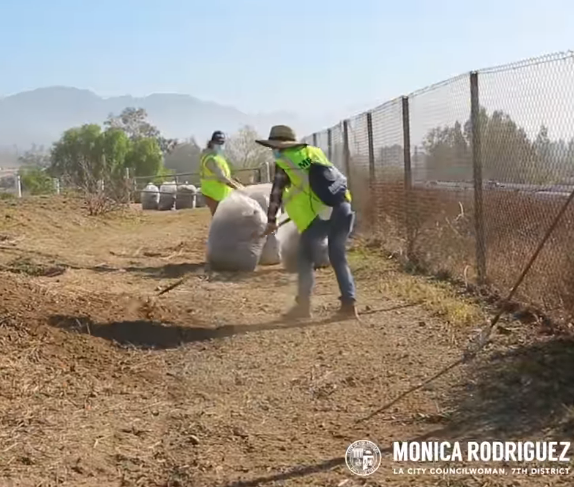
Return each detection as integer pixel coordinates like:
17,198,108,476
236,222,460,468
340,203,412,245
262,220,278,237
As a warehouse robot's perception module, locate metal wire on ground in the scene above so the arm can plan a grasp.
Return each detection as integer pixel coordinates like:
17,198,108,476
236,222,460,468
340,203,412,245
355,184,574,424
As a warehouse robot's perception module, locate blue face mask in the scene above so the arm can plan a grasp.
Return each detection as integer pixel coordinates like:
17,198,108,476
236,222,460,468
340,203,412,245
272,149,282,159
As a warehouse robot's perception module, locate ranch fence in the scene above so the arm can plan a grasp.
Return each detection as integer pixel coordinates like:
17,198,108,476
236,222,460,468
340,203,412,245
0,167,24,198
0,163,268,203
303,50,574,323
129,164,270,200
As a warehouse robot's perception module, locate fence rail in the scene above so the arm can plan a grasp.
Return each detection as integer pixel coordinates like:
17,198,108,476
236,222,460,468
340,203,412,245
305,50,574,323
0,164,269,200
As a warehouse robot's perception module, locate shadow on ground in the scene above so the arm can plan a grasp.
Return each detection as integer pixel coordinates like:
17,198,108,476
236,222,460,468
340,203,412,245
48,314,346,349
441,336,574,441
91,262,206,279
0,246,290,283
47,303,419,349
90,261,292,284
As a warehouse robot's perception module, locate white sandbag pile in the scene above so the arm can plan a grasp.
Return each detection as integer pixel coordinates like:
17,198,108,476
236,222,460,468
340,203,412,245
207,191,267,272
176,184,197,209
141,183,160,210
158,181,177,210
238,183,281,265
276,219,330,273
195,191,206,208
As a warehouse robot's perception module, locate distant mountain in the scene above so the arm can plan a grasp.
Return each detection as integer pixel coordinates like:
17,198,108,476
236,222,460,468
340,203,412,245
0,86,308,151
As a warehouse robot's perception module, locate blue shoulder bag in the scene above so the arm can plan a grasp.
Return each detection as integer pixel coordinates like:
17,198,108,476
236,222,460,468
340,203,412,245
308,162,348,207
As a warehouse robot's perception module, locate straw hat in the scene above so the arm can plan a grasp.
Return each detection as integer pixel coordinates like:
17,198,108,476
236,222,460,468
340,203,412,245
255,125,308,149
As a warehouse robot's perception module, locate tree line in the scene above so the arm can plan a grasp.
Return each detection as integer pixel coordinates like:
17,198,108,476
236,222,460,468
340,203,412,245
12,104,565,197
421,107,573,184
324,107,574,186
11,108,272,196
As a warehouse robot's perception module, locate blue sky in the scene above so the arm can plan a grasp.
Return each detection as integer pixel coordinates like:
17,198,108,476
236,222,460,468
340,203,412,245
1,0,573,128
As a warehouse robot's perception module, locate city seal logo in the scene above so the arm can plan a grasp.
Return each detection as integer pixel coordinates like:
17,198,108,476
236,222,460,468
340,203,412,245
345,440,382,476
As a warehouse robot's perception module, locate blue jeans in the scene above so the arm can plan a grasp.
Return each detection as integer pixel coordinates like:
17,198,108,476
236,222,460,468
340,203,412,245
297,202,356,304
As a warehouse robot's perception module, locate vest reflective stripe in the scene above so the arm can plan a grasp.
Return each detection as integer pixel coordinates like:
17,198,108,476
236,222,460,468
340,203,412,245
275,146,331,232
276,154,308,205
200,152,233,202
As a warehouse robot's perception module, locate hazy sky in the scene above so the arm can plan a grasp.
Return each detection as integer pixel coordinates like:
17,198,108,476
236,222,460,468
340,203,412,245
1,0,573,133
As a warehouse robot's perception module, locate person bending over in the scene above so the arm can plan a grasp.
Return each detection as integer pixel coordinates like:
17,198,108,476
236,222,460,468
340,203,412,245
257,125,358,320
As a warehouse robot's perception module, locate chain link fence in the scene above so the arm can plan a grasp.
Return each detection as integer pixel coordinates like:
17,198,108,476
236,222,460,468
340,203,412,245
305,50,574,323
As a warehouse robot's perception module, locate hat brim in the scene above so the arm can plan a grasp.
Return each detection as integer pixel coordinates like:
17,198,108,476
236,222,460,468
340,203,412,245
255,139,308,149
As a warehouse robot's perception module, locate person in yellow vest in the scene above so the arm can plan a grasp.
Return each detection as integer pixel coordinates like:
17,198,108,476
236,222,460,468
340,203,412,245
256,125,358,320
200,131,241,216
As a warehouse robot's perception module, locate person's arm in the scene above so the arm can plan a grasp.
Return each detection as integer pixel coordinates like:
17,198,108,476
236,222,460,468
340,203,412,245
267,165,289,223
205,157,240,189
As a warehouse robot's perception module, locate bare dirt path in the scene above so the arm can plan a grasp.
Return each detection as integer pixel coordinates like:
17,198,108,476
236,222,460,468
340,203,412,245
0,196,572,487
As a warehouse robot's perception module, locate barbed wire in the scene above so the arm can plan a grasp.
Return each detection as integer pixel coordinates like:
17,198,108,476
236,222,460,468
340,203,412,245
305,49,574,139
477,49,574,75
408,73,469,99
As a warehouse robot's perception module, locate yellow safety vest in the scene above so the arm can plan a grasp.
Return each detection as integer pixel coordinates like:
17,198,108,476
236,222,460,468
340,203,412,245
200,150,233,202
274,146,352,233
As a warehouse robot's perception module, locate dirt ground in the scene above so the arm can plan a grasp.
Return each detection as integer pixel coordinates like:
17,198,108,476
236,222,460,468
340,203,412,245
0,195,574,487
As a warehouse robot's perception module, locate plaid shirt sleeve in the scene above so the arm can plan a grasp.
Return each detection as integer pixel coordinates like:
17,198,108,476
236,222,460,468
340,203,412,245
267,165,289,223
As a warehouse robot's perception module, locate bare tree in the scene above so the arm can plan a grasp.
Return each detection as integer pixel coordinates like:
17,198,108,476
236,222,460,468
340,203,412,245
226,125,272,169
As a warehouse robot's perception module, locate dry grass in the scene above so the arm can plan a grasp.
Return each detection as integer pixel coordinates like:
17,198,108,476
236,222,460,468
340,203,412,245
1,194,573,486
349,245,484,330
348,174,574,326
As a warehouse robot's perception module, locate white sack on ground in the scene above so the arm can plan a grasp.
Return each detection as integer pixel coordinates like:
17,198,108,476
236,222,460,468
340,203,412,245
141,183,159,210
276,220,330,273
259,234,281,265
176,184,197,209
238,183,281,265
239,183,273,211
158,181,177,211
259,232,281,265
314,236,330,268
195,191,206,208
207,191,267,272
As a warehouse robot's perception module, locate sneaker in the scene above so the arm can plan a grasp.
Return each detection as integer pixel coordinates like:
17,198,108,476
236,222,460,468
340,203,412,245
282,298,312,320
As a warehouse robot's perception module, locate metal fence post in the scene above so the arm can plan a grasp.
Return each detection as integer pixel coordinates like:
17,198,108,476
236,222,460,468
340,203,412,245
312,133,318,147
342,120,352,189
366,112,376,227
402,96,414,260
125,167,131,203
327,128,333,160
261,161,270,183
366,113,375,182
470,71,487,284
16,174,22,198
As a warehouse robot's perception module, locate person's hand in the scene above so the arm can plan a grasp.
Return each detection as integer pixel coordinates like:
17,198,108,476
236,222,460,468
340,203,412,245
229,179,243,190
263,221,278,236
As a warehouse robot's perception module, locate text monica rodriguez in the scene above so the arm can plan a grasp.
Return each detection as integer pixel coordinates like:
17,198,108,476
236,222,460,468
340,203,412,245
393,441,571,462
